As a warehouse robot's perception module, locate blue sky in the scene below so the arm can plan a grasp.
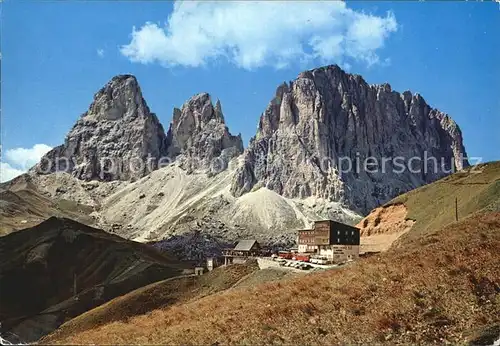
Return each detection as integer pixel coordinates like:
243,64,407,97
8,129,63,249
1,1,499,181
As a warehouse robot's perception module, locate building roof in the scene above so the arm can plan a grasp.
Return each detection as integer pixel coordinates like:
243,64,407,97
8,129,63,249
234,240,258,251
314,220,360,231
331,220,360,231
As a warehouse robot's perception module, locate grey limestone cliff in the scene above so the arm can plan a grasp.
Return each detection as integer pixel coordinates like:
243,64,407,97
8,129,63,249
231,65,468,214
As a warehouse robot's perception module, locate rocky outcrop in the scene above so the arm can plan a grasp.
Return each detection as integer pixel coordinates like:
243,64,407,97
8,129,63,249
33,75,168,181
231,65,468,214
166,93,243,174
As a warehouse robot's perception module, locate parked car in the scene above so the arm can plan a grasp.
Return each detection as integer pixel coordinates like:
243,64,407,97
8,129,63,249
310,256,329,265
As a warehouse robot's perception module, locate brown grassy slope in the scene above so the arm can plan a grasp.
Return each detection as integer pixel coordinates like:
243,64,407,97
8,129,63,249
43,212,500,345
41,263,258,342
230,268,298,290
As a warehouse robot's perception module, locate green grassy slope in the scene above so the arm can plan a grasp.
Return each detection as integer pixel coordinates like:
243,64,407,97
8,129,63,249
388,161,500,246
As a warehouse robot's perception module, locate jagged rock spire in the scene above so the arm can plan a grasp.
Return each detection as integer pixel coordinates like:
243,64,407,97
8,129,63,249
167,93,243,173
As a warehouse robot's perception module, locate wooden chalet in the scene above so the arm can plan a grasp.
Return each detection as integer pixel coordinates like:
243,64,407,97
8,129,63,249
222,240,260,265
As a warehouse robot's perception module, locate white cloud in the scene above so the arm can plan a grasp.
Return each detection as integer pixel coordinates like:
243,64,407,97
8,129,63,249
4,144,52,171
120,1,397,70
0,162,25,183
97,49,105,58
0,144,52,183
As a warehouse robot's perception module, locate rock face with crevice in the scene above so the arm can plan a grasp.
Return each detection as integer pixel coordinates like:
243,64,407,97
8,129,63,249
230,65,468,214
33,75,169,181
166,93,243,174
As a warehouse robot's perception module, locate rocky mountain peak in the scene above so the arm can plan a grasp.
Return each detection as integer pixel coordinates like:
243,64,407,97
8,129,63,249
33,75,168,181
167,93,243,174
85,74,149,121
214,98,225,122
298,63,343,78
231,64,468,215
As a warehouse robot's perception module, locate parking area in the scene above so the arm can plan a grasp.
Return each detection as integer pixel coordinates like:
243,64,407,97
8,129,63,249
256,257,347,272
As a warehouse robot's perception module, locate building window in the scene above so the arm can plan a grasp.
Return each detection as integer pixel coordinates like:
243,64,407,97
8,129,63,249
337,238,340,243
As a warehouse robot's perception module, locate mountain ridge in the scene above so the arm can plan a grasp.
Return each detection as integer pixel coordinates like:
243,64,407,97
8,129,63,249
3,64,469,245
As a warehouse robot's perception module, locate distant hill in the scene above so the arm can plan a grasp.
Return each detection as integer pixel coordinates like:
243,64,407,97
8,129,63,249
0,174,96,236
358,161,500,252
0,217,188,343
